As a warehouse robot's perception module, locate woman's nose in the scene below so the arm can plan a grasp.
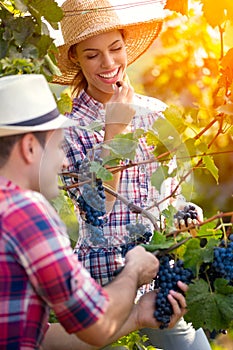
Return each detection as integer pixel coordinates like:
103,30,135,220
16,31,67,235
101,53,114,68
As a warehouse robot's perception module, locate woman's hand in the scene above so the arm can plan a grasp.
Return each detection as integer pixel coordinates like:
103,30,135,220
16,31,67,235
105,77,135,137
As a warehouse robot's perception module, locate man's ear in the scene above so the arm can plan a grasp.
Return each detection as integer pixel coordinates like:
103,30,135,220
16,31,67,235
20,133,40,164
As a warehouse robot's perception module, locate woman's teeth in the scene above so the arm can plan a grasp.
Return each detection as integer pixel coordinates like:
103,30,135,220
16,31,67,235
99,69,118,79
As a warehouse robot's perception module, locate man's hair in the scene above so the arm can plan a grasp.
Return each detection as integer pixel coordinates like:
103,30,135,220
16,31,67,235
0,131,48,168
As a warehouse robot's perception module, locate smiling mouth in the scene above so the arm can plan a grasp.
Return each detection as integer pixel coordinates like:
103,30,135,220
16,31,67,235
98,68,119,79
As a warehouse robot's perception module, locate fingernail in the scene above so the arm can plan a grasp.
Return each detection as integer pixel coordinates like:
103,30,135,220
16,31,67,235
116,81,122,87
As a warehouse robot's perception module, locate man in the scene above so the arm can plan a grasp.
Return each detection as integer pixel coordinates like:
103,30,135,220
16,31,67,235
0,74,188,350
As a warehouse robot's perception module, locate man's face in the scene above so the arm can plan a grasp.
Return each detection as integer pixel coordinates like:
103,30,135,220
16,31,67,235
38,129,65,200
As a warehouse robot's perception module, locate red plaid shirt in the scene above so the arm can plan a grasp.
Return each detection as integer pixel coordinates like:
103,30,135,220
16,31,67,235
0,176,108,349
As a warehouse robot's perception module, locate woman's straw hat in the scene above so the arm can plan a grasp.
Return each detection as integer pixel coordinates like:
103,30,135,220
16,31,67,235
53,0,167,86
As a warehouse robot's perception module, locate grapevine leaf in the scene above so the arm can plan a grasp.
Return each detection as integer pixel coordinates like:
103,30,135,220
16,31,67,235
144,231,174,252
185,279,233,331
215,278,233,295
150,165,169,190
163,105,187,134
14,0,28,12
101,156,121,167
133,128,145,139
164,0,189,16
162,205,177,228
103,138,138,160
114,132,134,141
89,161,113,181
97,167,113,181
183,238,217,275
200,0,227,28
57,92,73,114
145,130,159,147
78,121,104,132
196,142,208,153
183,239,202,273
196,220,222,237
51,191,79,248
152,117,182,149
27,0,63,27
202,155,219,184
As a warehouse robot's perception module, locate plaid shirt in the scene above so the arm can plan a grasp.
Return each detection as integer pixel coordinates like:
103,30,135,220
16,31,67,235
0,176,108,349
63,90,179,285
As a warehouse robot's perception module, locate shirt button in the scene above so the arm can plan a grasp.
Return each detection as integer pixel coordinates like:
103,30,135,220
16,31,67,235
140,166,145,174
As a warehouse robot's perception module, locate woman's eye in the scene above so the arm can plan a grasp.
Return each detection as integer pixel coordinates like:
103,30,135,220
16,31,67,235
112,46,122,51
87,54,98,59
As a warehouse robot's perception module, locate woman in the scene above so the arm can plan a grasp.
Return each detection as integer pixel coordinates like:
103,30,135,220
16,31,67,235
53,0,211,349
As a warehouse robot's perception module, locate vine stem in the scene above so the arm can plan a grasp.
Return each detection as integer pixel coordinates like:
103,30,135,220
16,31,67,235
103,184,160,231
59,175,160,230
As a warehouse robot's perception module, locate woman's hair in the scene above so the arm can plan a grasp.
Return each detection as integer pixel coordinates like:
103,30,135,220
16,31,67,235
68,44,88,98
0,131,48,168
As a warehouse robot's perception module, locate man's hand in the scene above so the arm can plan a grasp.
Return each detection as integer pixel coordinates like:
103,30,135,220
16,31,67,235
124,246,159,287
135,281,189,329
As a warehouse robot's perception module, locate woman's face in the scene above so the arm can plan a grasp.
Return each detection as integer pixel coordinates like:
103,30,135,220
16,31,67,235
74,30,128,103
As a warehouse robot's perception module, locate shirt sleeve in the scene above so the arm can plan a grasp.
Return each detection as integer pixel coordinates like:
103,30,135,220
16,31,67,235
3,191,109,333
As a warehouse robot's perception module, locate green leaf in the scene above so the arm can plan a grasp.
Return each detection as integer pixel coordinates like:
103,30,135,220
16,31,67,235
78,121,104,132
89,162,113,181
163,105,187,134
203,155,219,184
185,279,233,331
150,165,169,190
152,117,182,149
144,231,174,252
103,138,138,160
145,130,159,147
183,238,218,275
51,191,79,248
57,92,72,114
28,0,63,25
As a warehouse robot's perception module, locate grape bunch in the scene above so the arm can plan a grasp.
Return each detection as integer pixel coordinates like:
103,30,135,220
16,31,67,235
86,224,108,246
174,204,198,228
210,234,233,285
76,156,102,182
120,223,152,257
153,255,193,329
77,181,106,226
75,158,108,245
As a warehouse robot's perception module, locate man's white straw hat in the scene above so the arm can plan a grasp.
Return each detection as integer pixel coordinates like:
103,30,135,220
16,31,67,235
53,0,167,86
0,74,77,136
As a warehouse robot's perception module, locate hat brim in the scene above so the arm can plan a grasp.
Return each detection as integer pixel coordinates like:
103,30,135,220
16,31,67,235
0,114,78,137
53,19,163,86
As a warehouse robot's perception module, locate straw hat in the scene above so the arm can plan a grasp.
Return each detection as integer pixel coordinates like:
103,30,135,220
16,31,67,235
53,0,166,86
0,74,78,136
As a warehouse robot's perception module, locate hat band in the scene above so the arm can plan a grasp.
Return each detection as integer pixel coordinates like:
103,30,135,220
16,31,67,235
7,108,60,127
